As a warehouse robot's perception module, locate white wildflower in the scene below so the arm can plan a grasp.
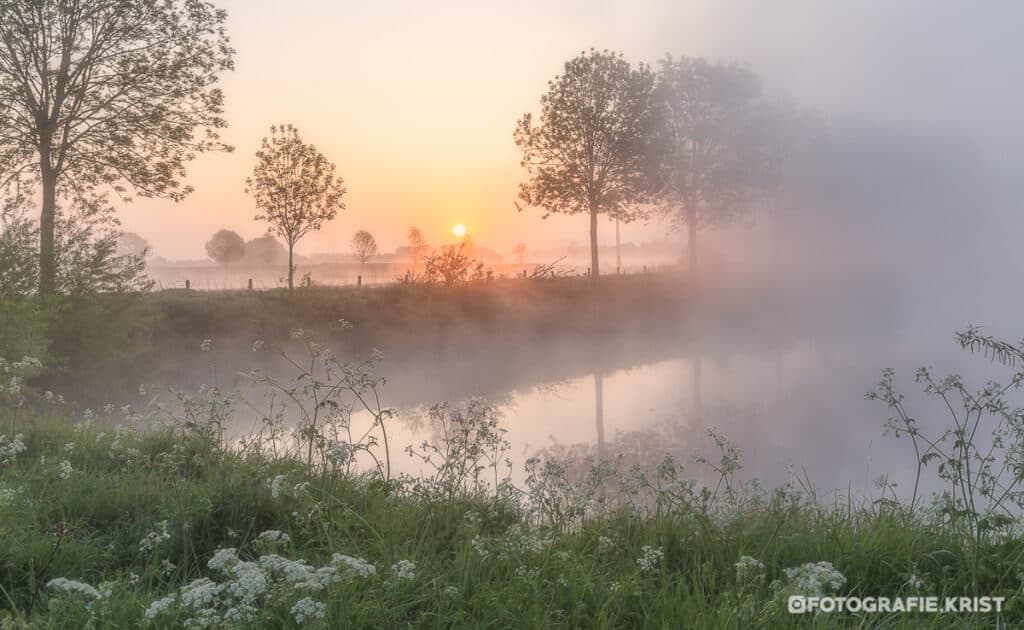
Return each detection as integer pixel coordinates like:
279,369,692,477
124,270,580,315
145,596,176,619
139,521,171,553
290,597,326,625
735,555,765,581
257,529,291,544
47,578,102,599
207,548,239,572
331,553,377,578
775,561,847,598
180,578,224,609
57,460,73,480
636,545,664,573
391,559,416,580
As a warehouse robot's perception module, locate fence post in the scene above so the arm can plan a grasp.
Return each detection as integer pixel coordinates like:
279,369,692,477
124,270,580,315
247,278,253,290
185,279,190,290
357,275,362,288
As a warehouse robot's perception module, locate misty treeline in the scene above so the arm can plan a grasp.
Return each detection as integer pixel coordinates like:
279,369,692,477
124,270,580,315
514,49,986,279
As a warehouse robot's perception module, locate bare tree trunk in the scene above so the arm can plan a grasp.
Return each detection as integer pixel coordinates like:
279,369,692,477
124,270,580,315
692,356,702,426
687,204,698,272
589,207,600,280
594,370,605,456
287,243,294,291
615,217,621,274
39,164,57,296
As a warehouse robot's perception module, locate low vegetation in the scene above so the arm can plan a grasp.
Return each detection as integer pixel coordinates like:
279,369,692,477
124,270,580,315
2,328,1024,628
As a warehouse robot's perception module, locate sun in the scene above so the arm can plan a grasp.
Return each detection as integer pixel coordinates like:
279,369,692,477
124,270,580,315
452,224,467,238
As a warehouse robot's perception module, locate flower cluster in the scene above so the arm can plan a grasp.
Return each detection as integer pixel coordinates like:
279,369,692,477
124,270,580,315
139,521,171,553
57,460,73,480
290,597,326,624
391,560,416,580
146,546,366,627
257,529,291,545
332,553,377,578
734,555,765,582
0,434,27,466
773,561,846,598
636,545,664,573
47,578,102,600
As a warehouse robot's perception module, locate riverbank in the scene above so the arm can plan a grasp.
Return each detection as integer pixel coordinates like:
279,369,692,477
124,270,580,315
0,413,1018,628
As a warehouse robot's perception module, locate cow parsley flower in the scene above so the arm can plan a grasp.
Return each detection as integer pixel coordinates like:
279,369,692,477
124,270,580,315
139,521,171,552
257,529,291,544
391,560,416,580
47,578,102,599
145,596,176,619
0,434,27,465
331,553,377,578
636,546,664,573
180,578,224,609
735,555,765,581
207,548,239,572
57,460,73,480
290,597,326,624
774,561,846,598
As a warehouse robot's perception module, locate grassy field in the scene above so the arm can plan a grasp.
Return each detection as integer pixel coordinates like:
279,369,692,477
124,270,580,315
1,406,1022,628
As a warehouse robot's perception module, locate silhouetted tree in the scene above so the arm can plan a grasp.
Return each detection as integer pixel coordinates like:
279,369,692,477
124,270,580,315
407,227,428,269
246,125,346,290
512,243,528,266
351,230,377,265
420,242,486,286
652,57,761,270
205,229,246,264
116,232,150,258
0,0,234,295
244,234,287,266
515,49,656,280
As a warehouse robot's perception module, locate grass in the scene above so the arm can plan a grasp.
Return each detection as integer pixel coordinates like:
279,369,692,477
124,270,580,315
2,409,1023,628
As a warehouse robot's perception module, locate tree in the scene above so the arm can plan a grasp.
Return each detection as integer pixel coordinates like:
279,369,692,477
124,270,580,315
651,56,761,270
407,227,428,269
243,234,287,266
0,0,234,295
116,232,150,258
246,125,346,290
514,49,656,280
205,229,245,264
351,230,377,265
512,243,528,266
419,242,486,286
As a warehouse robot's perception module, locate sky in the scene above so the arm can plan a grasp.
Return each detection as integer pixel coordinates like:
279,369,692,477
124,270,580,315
121,0,1024,260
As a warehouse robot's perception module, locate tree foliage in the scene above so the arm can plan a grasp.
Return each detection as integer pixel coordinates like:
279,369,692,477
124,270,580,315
651,56,762,269
246,125,346,290
514,49,657,278
205,229,245,264
407,227,428,268
244,234,287,266
351,230,377,265
1,201,151,297
116,232,150,258
418,242,487,286
0,0,234,294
